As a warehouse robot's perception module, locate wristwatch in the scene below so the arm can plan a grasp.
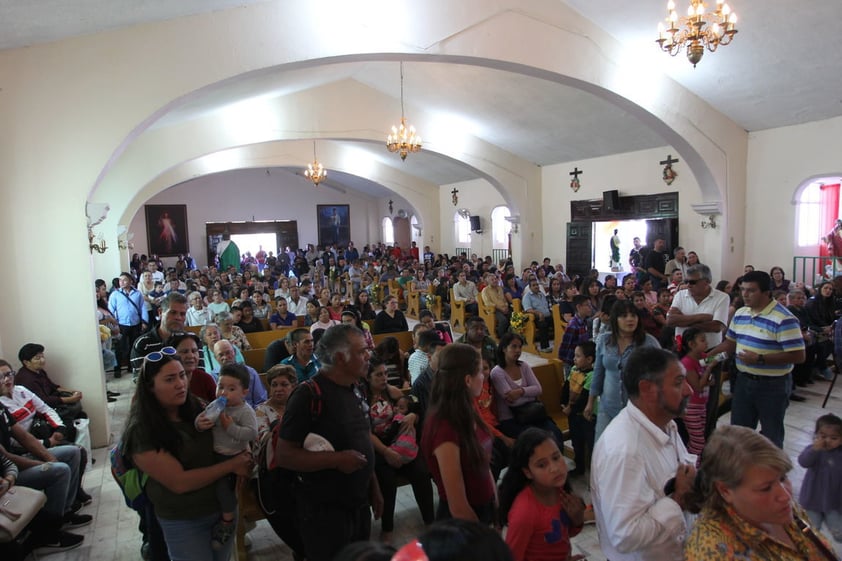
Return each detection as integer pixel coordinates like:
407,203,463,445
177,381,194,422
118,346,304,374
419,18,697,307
756,354,765,365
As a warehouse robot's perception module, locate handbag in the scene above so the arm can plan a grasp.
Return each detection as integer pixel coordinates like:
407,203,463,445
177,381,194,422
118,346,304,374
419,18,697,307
510,400,548,425
0,486,47,543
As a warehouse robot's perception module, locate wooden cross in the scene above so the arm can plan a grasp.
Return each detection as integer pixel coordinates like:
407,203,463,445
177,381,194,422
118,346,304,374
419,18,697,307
659,154,679,166
569,167,583,180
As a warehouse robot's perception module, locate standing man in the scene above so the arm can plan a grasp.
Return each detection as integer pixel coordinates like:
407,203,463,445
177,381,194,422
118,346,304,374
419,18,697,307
708,271,805,448
423,245,435,264
130,292,188,375
629,237,647,284
277,324,383,561
591,347,696,561
108,272,148,378
664,247,689,280
645,238,670,290
666,264,729,350
281,328,321,382
522,279,553,352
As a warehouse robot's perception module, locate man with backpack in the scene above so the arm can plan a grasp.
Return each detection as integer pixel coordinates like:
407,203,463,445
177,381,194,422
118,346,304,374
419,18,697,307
277,324,383,561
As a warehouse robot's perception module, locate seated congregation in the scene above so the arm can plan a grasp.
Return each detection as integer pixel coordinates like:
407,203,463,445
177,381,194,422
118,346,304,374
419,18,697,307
3,241,838,561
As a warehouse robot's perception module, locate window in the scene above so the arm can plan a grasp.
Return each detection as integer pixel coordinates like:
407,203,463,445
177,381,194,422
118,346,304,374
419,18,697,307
797,183,822,247
491,206,511,249
455,211,470,244
382,217,394,245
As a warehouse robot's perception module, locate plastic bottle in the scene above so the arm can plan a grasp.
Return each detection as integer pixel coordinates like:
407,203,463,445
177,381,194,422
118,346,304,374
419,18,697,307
203,396,228,423
705,352,728,364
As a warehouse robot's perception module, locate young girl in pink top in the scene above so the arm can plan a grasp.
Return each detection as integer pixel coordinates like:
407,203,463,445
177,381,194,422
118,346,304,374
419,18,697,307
678,327,716,457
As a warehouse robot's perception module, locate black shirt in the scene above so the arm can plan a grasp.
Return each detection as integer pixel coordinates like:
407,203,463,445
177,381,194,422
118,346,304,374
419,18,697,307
646,249,669,276
279,373,374,508
130,326,165,371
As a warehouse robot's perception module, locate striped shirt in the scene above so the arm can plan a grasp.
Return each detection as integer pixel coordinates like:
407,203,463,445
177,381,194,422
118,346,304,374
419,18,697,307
725,300,805,376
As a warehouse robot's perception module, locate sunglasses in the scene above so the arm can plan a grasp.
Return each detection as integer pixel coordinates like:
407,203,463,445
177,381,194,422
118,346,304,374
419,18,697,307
686,279,705,285
145,347,177,362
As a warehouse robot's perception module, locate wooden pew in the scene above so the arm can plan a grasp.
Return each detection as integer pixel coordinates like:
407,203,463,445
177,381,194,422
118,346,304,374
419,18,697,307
552,304,568,352
245,327,295,350
532,359,571,443
406,289,420,319
477,302,498,341
242,348,266,373
372,330,415,353
450,288,466,331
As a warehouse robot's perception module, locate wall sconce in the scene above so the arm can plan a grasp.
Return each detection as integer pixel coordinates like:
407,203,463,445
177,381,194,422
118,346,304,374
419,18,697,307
89,228,108,254
505,215,521,234
701,216,717,230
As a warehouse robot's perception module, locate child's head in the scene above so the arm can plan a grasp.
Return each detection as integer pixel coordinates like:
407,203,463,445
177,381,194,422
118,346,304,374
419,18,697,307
395,395,411,415
815,414,842,450
573,341,596,372
499,428,568,524
480,353,493,378
217,363,250,406
680,327,707,357
154,282,163,291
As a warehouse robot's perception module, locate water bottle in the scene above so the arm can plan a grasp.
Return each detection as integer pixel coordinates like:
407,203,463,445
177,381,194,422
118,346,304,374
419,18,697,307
203,396,228,423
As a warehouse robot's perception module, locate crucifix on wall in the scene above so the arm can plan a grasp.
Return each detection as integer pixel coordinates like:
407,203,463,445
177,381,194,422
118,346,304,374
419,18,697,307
660,154,679,185
451,188,459,206
569,167,583,192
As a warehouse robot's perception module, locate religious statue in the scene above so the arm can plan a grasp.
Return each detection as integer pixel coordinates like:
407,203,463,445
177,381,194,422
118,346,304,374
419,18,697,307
609,229,622,271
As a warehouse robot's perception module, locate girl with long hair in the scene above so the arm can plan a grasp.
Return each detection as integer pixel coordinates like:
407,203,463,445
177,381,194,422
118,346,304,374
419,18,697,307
421,344,495,523
498,429,585,561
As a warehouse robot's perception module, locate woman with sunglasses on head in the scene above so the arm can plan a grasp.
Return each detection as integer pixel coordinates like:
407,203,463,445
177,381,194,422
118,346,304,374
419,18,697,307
122,348,252,561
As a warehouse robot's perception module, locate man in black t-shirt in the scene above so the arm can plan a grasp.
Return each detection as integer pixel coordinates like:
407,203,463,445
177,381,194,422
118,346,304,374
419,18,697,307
645,238,670,290
277,324,383,561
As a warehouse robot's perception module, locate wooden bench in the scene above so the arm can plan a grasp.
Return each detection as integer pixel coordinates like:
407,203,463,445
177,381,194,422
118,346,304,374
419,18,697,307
406,289,420,319
242,348,267,373
477,302,498,341
451,288,467,331
372,330,415,353
245,327,295,350
533,359,570,440
552,304,568,352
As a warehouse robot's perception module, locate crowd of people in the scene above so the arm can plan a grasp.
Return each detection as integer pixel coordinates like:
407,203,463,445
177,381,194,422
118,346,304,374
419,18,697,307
3,239,838,561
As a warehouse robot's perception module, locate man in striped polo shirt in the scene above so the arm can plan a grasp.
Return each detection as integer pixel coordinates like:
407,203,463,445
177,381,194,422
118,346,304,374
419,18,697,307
709,271,805,447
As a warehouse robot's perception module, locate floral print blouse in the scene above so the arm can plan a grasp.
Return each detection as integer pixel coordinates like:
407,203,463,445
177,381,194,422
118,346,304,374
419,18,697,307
685,504,835,561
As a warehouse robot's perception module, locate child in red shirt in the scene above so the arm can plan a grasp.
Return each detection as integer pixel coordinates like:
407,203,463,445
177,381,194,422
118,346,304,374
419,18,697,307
498,428,586,561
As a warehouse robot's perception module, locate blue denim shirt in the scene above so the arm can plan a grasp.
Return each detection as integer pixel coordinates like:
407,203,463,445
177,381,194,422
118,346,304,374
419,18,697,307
591,332,660,421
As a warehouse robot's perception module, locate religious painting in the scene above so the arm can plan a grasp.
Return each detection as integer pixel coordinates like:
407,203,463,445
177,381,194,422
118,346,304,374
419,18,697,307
145,204,189,257
316,205,350,248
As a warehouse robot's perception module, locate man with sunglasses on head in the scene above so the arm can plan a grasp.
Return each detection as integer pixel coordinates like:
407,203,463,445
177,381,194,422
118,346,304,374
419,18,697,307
130,292,188,381
666,264,730,351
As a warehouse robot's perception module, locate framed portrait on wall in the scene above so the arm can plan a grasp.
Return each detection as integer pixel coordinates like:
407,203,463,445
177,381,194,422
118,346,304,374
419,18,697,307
317,204,350,248
145,204,189,257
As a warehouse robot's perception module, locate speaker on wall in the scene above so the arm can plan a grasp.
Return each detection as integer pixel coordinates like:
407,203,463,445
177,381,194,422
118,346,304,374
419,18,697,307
469,215,482,232
603,190,620,211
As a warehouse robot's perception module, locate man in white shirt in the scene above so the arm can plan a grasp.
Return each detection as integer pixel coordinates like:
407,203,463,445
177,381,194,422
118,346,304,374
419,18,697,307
286,284,309,316
666,264,730,350
591,346,696,561
452,271,479,314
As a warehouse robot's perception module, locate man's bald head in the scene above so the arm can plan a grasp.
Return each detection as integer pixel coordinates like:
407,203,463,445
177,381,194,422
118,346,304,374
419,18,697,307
213,340,236,365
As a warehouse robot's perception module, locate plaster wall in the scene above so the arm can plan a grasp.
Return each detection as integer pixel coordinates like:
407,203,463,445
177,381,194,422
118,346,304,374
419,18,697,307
541,147,725,280
439,179,507,259
746,115,842,276
127,168,384,267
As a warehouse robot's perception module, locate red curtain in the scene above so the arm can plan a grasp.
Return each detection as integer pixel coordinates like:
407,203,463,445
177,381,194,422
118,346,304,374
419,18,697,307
819,183,840,274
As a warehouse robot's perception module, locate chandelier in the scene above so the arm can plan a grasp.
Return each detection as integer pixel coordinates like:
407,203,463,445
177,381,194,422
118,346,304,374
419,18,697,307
304,141,327,186
386,62,422,160
656,0,738,67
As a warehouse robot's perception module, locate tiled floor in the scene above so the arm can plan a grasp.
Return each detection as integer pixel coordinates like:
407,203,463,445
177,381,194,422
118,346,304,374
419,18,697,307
42,367,841,561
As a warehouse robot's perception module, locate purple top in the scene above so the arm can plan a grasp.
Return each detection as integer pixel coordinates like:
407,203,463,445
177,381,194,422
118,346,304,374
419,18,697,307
797,444,842,512
490,362,543,422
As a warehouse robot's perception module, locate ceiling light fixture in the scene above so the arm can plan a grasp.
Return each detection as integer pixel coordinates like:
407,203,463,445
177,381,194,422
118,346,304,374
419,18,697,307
656,0,738,67
386,62,422,161
304,141,327,186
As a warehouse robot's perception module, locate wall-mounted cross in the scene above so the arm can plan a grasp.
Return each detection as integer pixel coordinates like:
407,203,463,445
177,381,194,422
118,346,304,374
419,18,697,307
659,154,679,166
569,167,583,180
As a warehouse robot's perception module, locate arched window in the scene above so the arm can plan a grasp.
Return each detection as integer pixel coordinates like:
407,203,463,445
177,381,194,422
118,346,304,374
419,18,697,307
491,206,512,249
382,216,395,245
454,211,470,244
410,214,421,245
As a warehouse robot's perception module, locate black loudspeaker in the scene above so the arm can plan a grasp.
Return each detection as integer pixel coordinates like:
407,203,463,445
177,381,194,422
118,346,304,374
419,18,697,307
603,190,620,211
469,215,482,232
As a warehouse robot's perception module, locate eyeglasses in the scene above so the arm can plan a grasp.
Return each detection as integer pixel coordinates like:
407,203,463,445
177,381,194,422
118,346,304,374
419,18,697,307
144,347,177,362
0,370,15,379
686,279,705,285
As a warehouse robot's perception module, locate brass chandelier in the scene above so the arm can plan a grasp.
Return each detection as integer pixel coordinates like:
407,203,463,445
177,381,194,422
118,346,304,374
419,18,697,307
386,62,422,161
304,141,326,186
656,0,738,67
